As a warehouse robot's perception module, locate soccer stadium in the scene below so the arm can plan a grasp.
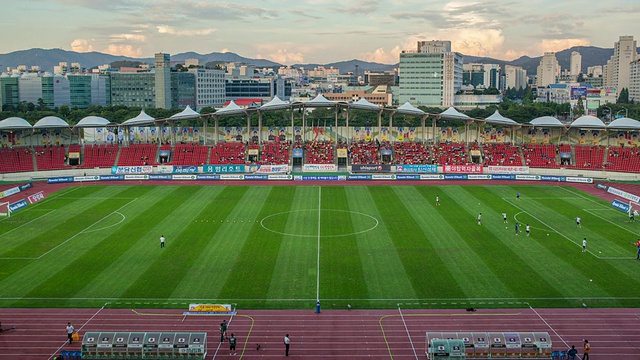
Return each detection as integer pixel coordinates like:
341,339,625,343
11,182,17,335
1,98,640,359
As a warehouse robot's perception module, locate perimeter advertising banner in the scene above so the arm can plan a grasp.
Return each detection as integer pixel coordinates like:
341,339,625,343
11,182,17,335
248,164,289,173
607,186,640,203
611,199,631,213
9,199,28,212
443,165,483,173
111,166,153,174
486,166,529,174
396,164,438,173
303,164,338,172
184,304,236,315
351,164,392,173
203,165,246,173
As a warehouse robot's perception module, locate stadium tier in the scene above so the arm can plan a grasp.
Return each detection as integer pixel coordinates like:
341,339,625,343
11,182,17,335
3,140,640,174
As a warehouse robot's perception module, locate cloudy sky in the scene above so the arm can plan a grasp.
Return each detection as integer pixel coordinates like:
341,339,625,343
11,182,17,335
3,0,638,64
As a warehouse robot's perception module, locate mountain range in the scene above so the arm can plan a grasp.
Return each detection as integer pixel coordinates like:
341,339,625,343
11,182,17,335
0,46,632,77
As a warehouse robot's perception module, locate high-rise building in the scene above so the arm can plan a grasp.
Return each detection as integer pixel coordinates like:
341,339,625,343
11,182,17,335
570,51,582,77
630,59,640,103
587,65,603,78
504,65,528,90
0,73,20,109
18,72,43,105
463,63,500,89
398,40,463,107
188,68,225,109
171,72,196,109
536,52,560,87
110,72,156,108
155,53,171,109
604,36,638,91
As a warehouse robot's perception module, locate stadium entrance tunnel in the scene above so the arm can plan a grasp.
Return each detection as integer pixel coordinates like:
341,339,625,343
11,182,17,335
260,209,379,238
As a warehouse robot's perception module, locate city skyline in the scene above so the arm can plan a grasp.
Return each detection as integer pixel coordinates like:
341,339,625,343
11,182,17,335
2,0,639,65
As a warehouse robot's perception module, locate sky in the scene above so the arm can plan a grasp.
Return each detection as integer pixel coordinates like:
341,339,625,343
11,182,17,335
2,0,639,65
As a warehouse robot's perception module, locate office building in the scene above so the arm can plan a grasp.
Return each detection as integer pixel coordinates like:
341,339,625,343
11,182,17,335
398,40,463,107
630,59,640,102
570,51,582,77
188,68,225,109
155,53,171,109
604,35,638,91
536,52,560,87
504,65,528,90
463,63,500,89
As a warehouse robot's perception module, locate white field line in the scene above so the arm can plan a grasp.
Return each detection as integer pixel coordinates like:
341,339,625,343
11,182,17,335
317,186,322,302
583,209,637,235
0,210,56,237
527,304,570,349
1,296,640,302
397,305,419,360
48,303,106,360
0,187,80,223
0,198,137,260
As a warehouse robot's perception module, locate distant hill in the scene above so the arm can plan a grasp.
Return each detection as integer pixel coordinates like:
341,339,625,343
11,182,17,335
1,46,637,76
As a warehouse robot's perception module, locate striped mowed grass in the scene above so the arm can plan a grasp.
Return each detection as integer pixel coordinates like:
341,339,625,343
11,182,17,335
0,184,638,309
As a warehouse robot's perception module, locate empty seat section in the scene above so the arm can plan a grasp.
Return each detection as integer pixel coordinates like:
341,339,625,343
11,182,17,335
117,144,158,166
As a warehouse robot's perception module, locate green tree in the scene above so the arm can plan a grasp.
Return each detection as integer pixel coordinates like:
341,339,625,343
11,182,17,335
617,88,629,104
573,98,585,117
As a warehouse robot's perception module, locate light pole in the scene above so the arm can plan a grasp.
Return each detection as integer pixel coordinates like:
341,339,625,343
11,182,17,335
617,107,628,118
602,106,612,122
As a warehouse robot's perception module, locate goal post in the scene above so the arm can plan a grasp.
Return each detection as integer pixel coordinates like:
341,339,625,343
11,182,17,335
0,202,10,218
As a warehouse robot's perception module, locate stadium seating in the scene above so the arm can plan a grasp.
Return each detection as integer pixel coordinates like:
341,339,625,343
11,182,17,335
171,143,210,165
259,141,290,165
0,146,35,173
348,141,378,164
481,143,523,166
209,142,246,164
305,141,334,164
605,146,640,172
569,145,605,170
432,142,470,165
34,145,68,171
78,144,118,168
522,144,561,168
394,142,431,164
116,144,158,166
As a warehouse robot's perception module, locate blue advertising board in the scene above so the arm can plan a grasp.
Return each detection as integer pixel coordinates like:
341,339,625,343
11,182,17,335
47,177,74,184
491,174,516,180
99,175,125,181
244,174,268,180
173,165,198,174
611,199,631,213
396,165,438,173
396,174,421,180
196,174,221,180
444,174,468,180
149,174,173,180
9,199,28,212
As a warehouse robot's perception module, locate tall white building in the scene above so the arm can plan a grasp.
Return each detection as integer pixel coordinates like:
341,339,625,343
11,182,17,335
18,72,43,104
504,65,528,90
188,68,225,109
587,65,603,78
536,52,560,87
570,51,582,77
630,59,640,103
604,35,638,91
399,40,463,107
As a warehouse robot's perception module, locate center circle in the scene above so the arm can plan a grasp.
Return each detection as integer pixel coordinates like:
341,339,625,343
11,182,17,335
260,209,379,238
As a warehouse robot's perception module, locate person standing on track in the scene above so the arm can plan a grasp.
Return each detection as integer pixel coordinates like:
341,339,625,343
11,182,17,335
66,322,74,344
229,333,237,355
284,334,291,356
219,319,228,342
583,340,591,360
567,345,578,360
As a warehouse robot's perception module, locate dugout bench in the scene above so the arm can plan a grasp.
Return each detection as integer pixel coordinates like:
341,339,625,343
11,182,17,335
426,331,552,359
81,331,206,360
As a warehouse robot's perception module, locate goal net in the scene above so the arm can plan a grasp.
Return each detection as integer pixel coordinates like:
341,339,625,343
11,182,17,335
0,202,10,217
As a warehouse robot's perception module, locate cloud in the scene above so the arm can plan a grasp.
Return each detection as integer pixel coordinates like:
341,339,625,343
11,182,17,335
533,38,591,54
70,39,95,53
156,25,216,36
110,33,147,42
103,44,143,57
438,28,506,57
358,46,403,64
254,44,305,65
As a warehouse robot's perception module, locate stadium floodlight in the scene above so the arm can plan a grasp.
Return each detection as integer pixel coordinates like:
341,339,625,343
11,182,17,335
0,202,10,218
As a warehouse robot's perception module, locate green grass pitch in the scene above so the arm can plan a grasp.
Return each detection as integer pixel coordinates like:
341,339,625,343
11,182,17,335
0,184,639,309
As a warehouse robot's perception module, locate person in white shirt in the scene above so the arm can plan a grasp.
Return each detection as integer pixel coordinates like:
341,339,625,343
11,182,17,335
582,238,587,253
160,235,165,248
502,212,507,223
526,224,531,236
66,322,74,344
284,334,291,356
576,217,581,228
477,213,482,225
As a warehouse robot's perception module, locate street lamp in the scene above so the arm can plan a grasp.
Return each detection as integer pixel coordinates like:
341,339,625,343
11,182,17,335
602,106,612,122
616,107,628,118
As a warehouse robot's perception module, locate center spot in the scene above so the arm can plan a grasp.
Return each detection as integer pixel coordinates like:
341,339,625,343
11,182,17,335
260,209,378,238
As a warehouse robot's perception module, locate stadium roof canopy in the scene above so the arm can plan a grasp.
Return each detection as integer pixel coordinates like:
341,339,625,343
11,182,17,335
259,96,290,111
607,117,640,130
33,116,69,129
440,107,471,120
303,94,337,108
395,102,427,117
214,100,246,117
122,110,155,126
169,105,199,120
485,110,519,126
530,116,564,127
349,97,380,111
570,115,606,128
75,116,114,128
0,117,32,130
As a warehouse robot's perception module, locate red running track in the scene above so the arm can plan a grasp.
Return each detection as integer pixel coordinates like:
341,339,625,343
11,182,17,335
0,307,639,359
